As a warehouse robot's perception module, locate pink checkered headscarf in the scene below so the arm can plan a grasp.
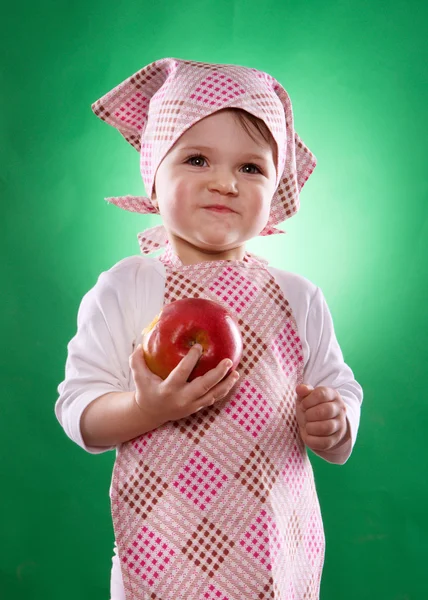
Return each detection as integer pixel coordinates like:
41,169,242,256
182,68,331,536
91,57,317,254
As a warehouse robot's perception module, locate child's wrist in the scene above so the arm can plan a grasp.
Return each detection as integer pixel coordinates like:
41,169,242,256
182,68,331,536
132,391,163,432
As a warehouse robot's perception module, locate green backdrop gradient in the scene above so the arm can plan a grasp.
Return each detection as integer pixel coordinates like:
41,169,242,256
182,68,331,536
1,0,427,598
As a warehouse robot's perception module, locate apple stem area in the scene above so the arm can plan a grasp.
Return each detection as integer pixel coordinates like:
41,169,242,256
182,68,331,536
143,313,161,335
185,330,210,353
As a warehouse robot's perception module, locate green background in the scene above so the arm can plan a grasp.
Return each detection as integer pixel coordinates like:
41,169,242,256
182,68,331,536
1,0,427,598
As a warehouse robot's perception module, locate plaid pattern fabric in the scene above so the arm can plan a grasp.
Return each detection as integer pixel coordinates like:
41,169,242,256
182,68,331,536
91,58,316,254
111,250,325,599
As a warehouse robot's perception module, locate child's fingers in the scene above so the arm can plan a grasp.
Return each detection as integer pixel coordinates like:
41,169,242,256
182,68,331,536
186,356,233,398
301,431,341,452
129,344,146,371
165,344,204,386
305,419,340,437
305,401,340,423
300,386,335,410
129,344,161,383
295,398,306,430
295,383,314,398
193,369,240,411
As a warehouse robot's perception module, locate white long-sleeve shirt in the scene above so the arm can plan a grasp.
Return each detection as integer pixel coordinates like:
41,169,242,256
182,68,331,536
55,253,363,459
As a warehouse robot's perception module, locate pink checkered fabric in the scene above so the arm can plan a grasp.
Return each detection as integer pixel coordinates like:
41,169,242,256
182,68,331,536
92,58,317,255
111,248,325,598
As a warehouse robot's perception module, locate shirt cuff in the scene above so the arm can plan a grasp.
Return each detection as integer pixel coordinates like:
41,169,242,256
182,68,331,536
55,389,118,454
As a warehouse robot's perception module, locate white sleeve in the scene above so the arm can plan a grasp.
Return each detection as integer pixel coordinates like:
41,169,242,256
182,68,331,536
267,266,363,461
303,286,363,453
55,257,151,454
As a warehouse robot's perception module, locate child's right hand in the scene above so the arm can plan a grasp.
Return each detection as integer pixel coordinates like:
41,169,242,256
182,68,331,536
129,343,240,427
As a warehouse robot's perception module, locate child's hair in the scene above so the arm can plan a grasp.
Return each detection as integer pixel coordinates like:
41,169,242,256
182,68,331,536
225,108,278,167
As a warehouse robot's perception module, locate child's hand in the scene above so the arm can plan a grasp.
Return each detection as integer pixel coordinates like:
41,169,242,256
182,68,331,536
295,384,349,453
129,343,240,427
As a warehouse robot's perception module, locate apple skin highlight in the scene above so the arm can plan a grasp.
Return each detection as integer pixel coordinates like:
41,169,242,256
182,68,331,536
142,298,243,381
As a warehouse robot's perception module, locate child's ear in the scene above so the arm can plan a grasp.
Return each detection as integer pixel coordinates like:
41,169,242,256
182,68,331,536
151,186,158,209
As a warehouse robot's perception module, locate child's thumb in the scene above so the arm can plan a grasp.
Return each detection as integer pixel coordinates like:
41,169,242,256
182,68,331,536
129,344,147,372
295,383,314,398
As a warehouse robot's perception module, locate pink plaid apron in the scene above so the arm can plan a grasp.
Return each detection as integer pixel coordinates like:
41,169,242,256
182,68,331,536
111,247,325,599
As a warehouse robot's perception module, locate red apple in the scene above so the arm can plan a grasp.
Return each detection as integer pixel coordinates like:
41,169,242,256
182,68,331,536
141,298,243,382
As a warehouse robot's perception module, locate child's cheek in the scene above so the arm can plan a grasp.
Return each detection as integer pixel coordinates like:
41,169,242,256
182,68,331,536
162,179,195,229
171,178,198,209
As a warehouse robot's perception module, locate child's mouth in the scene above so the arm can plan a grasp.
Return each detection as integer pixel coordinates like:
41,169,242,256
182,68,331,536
204,205,236,214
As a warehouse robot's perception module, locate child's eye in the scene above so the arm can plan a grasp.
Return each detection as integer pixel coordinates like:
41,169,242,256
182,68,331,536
186,154,207,167
241,163,262,174
185,156,262,174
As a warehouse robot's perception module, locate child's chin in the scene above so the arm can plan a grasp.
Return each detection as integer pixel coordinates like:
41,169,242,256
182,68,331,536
197,235,239,250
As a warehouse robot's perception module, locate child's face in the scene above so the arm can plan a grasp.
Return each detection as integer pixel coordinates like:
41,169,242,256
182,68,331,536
152,109,278,264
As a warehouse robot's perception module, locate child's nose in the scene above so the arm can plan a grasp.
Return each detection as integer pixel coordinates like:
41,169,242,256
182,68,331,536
207,170,238,195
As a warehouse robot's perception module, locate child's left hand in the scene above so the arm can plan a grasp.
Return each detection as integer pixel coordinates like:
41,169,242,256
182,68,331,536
295,384,350,453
